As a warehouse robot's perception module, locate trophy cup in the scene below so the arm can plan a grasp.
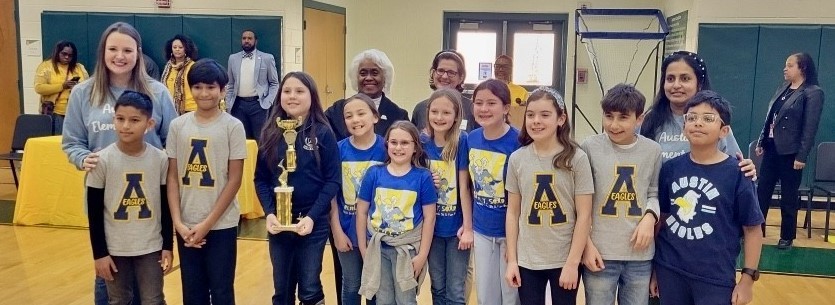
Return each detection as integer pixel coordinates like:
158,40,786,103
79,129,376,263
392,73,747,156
276,116,303,172
272,162,297,232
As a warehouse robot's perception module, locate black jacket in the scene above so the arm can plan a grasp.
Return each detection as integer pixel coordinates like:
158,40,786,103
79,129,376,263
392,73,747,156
757,82,824,162
325,93,409,141
254,119,340,221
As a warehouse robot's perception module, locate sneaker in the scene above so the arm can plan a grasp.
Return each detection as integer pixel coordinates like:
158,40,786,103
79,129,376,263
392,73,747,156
777,239,793,250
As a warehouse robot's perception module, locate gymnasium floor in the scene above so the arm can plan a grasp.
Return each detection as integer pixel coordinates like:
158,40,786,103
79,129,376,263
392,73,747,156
2,169,835,304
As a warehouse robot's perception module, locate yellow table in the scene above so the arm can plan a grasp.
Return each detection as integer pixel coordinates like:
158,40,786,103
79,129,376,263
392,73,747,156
13,136,264,227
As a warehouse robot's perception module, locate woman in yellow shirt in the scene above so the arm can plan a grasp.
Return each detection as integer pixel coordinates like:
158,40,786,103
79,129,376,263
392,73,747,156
161,34,198,114
34,40,89,134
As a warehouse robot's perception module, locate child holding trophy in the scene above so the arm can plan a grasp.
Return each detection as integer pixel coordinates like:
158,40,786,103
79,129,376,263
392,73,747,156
166,58,247,304
255,71,340,305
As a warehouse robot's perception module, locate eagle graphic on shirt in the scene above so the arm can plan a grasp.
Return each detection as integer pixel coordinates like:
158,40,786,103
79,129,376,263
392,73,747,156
371,187,417,236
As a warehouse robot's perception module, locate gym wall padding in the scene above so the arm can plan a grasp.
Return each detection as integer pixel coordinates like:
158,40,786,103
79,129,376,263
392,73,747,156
699,24,834,185
41,12,282,75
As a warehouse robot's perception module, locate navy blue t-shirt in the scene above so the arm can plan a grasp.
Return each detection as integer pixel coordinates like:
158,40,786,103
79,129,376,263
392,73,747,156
336,135,387,245
655,153,764,287
467,127,520,237
421,132,469,237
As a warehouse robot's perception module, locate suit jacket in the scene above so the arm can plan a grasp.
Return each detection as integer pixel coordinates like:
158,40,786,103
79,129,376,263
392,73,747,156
226,49,280,110
324,93,409,141
757,82,824,162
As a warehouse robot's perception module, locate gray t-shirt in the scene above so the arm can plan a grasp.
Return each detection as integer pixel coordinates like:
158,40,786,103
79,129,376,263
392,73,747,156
86,143,168,256
581,134,661,261
654,115,742,163
506,145,594,270
167,112,247,230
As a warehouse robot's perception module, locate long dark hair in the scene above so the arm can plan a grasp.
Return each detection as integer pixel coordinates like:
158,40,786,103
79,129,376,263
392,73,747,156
640,51,712,140
792,52,818,86
164,34,198,61
384,120,429,168
50,40,79,73
519,87,578,171
259,72,331,172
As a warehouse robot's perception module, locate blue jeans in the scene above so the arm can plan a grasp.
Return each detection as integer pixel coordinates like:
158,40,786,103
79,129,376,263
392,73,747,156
336,248,375,305
95,276,141,305
376,246,418,305
178,227,238,305
583,260,651,305
428,236,470,305
269,217,329,305
105,252,165,305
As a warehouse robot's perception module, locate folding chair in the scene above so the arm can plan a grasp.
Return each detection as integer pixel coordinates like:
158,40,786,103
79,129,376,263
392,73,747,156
0,114,53,188
810,142,835,242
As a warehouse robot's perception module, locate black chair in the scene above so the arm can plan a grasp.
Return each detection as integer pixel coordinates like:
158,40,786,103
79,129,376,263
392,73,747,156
810,142,835,242
748,141,813,238
0,114,53,189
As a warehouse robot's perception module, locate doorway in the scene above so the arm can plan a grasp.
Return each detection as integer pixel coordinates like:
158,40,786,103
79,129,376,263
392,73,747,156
303,2,346,108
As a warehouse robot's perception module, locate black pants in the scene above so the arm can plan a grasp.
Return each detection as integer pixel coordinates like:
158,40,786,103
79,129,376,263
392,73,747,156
518,266,580,305
757,146,804,241
231,96,268,141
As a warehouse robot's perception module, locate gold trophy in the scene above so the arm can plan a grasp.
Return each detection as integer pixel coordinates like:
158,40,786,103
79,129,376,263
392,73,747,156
276,116,303,172
272,162,297,232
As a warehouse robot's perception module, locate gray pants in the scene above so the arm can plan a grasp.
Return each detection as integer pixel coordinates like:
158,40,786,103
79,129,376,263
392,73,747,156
473,232,520,305
105,251,165,305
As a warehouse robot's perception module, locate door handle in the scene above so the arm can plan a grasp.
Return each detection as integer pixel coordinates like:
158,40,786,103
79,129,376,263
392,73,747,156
325,85,333,94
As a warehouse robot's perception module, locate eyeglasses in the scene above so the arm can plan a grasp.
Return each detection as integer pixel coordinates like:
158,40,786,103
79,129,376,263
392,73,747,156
494,63,511,70
434,69,460,78
683,113,724,125
387,140,414,147
59,51,74,57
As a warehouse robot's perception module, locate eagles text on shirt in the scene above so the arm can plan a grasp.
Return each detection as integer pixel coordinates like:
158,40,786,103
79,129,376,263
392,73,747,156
665,175,720,240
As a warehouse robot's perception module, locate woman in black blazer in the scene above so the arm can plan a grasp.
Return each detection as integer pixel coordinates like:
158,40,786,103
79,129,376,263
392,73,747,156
755,52,825,249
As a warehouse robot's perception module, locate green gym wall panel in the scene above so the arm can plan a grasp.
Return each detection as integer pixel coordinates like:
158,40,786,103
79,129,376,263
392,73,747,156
698,24,760,151
41,12,282,77
816,27,835,145
752,26,821,144
135,14,183,68
41,12,88,70
183,16,232,69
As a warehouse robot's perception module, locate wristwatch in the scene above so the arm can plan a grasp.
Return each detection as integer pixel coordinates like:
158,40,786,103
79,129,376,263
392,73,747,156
741,268,760,281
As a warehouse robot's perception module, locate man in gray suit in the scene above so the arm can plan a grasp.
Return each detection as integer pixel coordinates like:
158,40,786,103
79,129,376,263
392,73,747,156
226,29,279,141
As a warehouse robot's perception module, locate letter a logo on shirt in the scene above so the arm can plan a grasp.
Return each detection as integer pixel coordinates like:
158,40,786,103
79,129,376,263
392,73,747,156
601,166,642,217
182,138,215,187
114,173,152,220
528,174,567,226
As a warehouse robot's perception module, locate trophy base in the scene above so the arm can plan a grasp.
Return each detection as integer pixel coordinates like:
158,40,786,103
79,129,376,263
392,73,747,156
271,224,298,233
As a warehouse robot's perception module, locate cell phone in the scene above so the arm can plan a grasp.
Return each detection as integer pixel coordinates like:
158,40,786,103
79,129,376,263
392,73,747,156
71,76,80,81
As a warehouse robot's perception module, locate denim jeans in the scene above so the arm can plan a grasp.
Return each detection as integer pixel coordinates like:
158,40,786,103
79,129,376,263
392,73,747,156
336,248,375,305
583,260,651,305
178,227,238,305
95,276,141,305
473,232,519,305
105,251,165,305
428,236,470,305
376,245,418,305
269,217,329,305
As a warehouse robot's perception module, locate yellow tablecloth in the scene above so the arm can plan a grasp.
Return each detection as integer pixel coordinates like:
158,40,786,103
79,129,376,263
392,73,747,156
13,136,264,227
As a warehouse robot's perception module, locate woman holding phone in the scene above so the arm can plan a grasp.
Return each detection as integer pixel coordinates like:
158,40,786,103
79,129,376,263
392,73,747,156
35,40,89,134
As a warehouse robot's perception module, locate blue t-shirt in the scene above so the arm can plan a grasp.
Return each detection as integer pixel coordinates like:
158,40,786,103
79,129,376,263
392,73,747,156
421,132,470,237
655,154,764,287
337,135,387,245
358,165,438,237
467,127,520,237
